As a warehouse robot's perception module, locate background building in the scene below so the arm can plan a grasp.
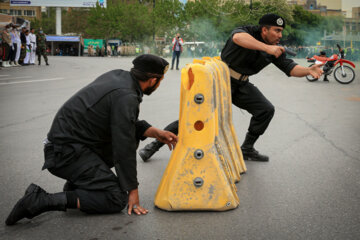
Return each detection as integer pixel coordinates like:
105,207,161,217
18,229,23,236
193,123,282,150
0,0,41,22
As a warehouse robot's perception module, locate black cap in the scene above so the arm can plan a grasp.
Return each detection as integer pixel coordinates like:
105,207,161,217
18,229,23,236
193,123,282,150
259,13,285,28
133,54,169,75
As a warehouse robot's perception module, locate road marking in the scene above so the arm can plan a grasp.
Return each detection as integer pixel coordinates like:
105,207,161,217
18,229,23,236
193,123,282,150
0,75,10,77
0,77,65,86
0,76,30,81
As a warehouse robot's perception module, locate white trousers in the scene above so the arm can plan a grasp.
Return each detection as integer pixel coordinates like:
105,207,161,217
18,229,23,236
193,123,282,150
30,43,36,64
24,45,30,64
15,41,21,62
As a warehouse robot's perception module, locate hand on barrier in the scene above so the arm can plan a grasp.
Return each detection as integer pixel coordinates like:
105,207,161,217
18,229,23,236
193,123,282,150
127,188,149,216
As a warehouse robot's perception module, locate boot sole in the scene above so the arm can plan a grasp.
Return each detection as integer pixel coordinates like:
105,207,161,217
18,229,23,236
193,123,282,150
5,184,38,225
243,155,269,162
244,157,269,162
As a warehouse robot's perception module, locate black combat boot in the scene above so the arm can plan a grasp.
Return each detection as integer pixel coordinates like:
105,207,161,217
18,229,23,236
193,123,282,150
5,183,67,226
46,61,49,66
241,132,269,162
38,59,41,65
138,140,164,162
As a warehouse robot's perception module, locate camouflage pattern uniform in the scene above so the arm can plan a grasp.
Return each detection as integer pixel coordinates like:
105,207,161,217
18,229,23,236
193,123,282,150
36,31,48,65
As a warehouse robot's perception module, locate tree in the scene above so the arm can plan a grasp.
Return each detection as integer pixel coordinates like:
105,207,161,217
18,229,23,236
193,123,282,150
30,8,56,34
62,8,90,36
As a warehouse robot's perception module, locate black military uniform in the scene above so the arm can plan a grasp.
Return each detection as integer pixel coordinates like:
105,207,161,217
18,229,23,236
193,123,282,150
6,54,169,225
220,15,297,161
19,28,27,65
138,14,297,162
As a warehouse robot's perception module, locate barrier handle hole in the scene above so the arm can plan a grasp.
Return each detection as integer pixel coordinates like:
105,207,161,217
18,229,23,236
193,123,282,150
194,121,204,131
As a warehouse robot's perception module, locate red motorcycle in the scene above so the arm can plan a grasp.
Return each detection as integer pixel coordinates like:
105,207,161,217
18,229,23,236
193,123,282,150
306,44,356,84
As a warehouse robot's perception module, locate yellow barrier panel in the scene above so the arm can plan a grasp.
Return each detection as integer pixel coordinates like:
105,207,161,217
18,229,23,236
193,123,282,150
199,59,241,181
210,58,247,173
154,57,245,211
201,57,246,174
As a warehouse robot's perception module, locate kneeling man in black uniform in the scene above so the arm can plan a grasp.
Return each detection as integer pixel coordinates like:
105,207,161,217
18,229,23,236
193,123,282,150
5,54,177,225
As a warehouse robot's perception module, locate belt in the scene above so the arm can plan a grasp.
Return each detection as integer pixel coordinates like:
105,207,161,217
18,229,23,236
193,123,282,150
229,68,249,81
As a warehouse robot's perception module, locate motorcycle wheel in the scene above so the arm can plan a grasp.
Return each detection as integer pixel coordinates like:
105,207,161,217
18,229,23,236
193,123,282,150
334,65,355,84
306,64,319,82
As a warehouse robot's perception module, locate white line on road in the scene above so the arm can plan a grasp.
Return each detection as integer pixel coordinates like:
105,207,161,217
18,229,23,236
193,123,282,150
0,76,30,81
0,77,65,86
0,75,10,77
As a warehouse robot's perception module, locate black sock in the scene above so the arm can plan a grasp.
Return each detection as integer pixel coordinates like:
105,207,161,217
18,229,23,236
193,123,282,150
65,191,78,209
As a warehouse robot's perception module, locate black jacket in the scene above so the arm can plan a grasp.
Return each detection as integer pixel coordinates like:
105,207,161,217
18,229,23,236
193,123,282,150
47,69,151,191
221,25,297,76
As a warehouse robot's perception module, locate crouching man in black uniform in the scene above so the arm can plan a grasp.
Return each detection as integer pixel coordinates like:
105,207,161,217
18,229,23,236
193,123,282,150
5,54,177,225
138,13,323,162
220,13,323,161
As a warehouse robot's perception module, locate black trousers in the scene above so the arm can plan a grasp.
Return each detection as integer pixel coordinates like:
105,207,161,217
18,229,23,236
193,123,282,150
162,79,274,137
43,143,128,214
231,79,275,136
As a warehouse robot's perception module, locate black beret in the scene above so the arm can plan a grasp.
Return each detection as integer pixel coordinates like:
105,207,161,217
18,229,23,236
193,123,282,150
132,54,169,75
259,13,285,28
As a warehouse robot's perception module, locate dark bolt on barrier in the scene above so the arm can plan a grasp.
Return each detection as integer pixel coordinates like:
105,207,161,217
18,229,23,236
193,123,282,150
194,94,204,104
193,177,204,188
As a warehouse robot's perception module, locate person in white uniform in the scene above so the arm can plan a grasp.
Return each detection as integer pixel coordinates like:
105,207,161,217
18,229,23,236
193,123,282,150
23,29,31,65
29,28,37,65
14,26,21,66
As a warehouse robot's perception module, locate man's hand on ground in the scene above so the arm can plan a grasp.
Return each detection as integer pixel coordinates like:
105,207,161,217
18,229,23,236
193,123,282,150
127,188,149,216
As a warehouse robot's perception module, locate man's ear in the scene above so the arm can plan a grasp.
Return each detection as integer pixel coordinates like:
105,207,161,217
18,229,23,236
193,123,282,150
149,77,157,86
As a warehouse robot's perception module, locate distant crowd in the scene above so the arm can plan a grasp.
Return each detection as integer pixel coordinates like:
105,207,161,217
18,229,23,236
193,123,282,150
1,23,49,68
288,46,360,62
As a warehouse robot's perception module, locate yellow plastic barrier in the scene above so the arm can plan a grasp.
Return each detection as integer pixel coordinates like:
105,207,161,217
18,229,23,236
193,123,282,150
209,58,247,173
154,57,245,211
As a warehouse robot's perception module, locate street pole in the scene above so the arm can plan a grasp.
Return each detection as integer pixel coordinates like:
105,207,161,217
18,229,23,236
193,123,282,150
56,7,62,35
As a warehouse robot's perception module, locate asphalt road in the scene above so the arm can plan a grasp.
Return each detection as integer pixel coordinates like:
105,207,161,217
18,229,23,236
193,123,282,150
0,56,359,240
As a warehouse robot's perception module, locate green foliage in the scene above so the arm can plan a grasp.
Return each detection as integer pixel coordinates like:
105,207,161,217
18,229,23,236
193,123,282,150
29,0,345,47
62,8,90,36
86,2,152,41
152,0,185,39
287,5,344,46
30,8,56,34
